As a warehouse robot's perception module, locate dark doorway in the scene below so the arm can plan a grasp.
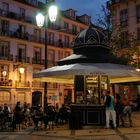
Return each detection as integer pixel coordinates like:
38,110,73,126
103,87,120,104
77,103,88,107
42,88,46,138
32,91,42,107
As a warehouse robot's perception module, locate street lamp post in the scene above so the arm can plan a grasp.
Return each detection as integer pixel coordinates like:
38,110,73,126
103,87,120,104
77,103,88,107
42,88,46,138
36,1,58,112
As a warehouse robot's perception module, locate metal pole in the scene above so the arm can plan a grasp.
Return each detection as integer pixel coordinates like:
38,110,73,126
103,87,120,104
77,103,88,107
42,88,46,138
44,27,48,112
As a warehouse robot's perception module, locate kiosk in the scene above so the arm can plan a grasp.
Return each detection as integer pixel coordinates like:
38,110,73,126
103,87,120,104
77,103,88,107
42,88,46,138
33,26,140,129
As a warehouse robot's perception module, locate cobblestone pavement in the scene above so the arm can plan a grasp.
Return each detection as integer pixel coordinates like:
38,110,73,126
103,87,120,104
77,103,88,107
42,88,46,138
0,112,140,140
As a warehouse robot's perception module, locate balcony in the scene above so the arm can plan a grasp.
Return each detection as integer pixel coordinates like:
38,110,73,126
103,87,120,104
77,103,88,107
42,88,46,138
48,23,79,36
0,29,44,44
0,54,13,61
0,8,79,37
0,79,45,88
0,80,12,87
32,58,44,65
13,0,47,9
15,56,30,63
0,8,35,25
15,81,30,88
32,81,44,88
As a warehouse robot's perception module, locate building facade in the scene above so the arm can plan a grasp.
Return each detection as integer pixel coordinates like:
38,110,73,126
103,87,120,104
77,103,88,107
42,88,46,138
107,0,140,99
0,0,90,108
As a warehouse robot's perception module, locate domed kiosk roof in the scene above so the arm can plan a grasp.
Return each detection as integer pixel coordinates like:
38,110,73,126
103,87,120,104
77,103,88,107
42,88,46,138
58,26,127,65
72,26,109,49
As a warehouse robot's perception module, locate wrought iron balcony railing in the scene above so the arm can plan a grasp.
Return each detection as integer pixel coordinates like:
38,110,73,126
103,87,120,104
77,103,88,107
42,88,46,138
32,81,44,88
0,8,35,24
15,55,30,63
0,80,12,87
0,54,13,61
32,58,44,65
0,29,44,44
15,81,30,88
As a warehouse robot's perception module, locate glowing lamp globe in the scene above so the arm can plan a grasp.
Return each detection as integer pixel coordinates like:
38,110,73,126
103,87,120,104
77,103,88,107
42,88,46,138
19,67,25,74
48,5,58,23
36,13,45,28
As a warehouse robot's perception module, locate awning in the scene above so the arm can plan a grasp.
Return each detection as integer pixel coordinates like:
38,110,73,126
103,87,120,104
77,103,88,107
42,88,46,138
33,63,140,84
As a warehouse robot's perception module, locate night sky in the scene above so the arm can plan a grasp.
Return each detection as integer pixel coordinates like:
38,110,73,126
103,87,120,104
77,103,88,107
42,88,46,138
55,0,109,23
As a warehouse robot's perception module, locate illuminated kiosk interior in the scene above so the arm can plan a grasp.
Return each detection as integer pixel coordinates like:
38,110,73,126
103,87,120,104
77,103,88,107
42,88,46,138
34,26,140,128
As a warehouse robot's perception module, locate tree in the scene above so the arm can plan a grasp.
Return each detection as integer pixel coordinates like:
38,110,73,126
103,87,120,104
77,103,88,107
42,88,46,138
96,5,112,44
96,4,140,68
110,30,140,68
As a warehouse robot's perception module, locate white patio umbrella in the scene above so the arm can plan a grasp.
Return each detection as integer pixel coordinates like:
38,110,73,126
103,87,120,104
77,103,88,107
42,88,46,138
33,63,140,84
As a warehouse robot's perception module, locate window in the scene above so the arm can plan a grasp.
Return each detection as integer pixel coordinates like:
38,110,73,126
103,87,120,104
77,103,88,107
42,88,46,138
34,28,41,42
2,2,9,16
72,25,77,35
48,50,55,66
58,51,63,60
120,31,128,48
16,25,25,38
120,9,128,27
0,91,10,102
34,47,41,63
48,32,54,45
136,5,140,22
17,92,25,104
0,41,9,58
17,44,26,62
64,22,69,29
19,8,25,19
64,35,70,47
0,20,9,35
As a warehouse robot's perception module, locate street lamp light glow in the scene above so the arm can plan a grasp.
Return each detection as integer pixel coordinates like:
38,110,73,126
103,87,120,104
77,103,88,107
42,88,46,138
2,71,7,77
19,67,25,74
48,5,58,23
36,13,45,28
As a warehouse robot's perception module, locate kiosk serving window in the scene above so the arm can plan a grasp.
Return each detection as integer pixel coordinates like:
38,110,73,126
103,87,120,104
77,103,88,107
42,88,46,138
74,75,109,104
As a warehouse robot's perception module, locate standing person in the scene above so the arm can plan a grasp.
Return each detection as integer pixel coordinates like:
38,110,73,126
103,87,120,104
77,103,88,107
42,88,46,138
13,101,22,130
115,94,124,127
136,94,140,111
104,90,116,129
122,95,132,127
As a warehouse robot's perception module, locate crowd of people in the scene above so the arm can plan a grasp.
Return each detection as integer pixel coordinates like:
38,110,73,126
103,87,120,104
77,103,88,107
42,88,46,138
0,102,70,131
0,92,140,131
103,90,140,129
